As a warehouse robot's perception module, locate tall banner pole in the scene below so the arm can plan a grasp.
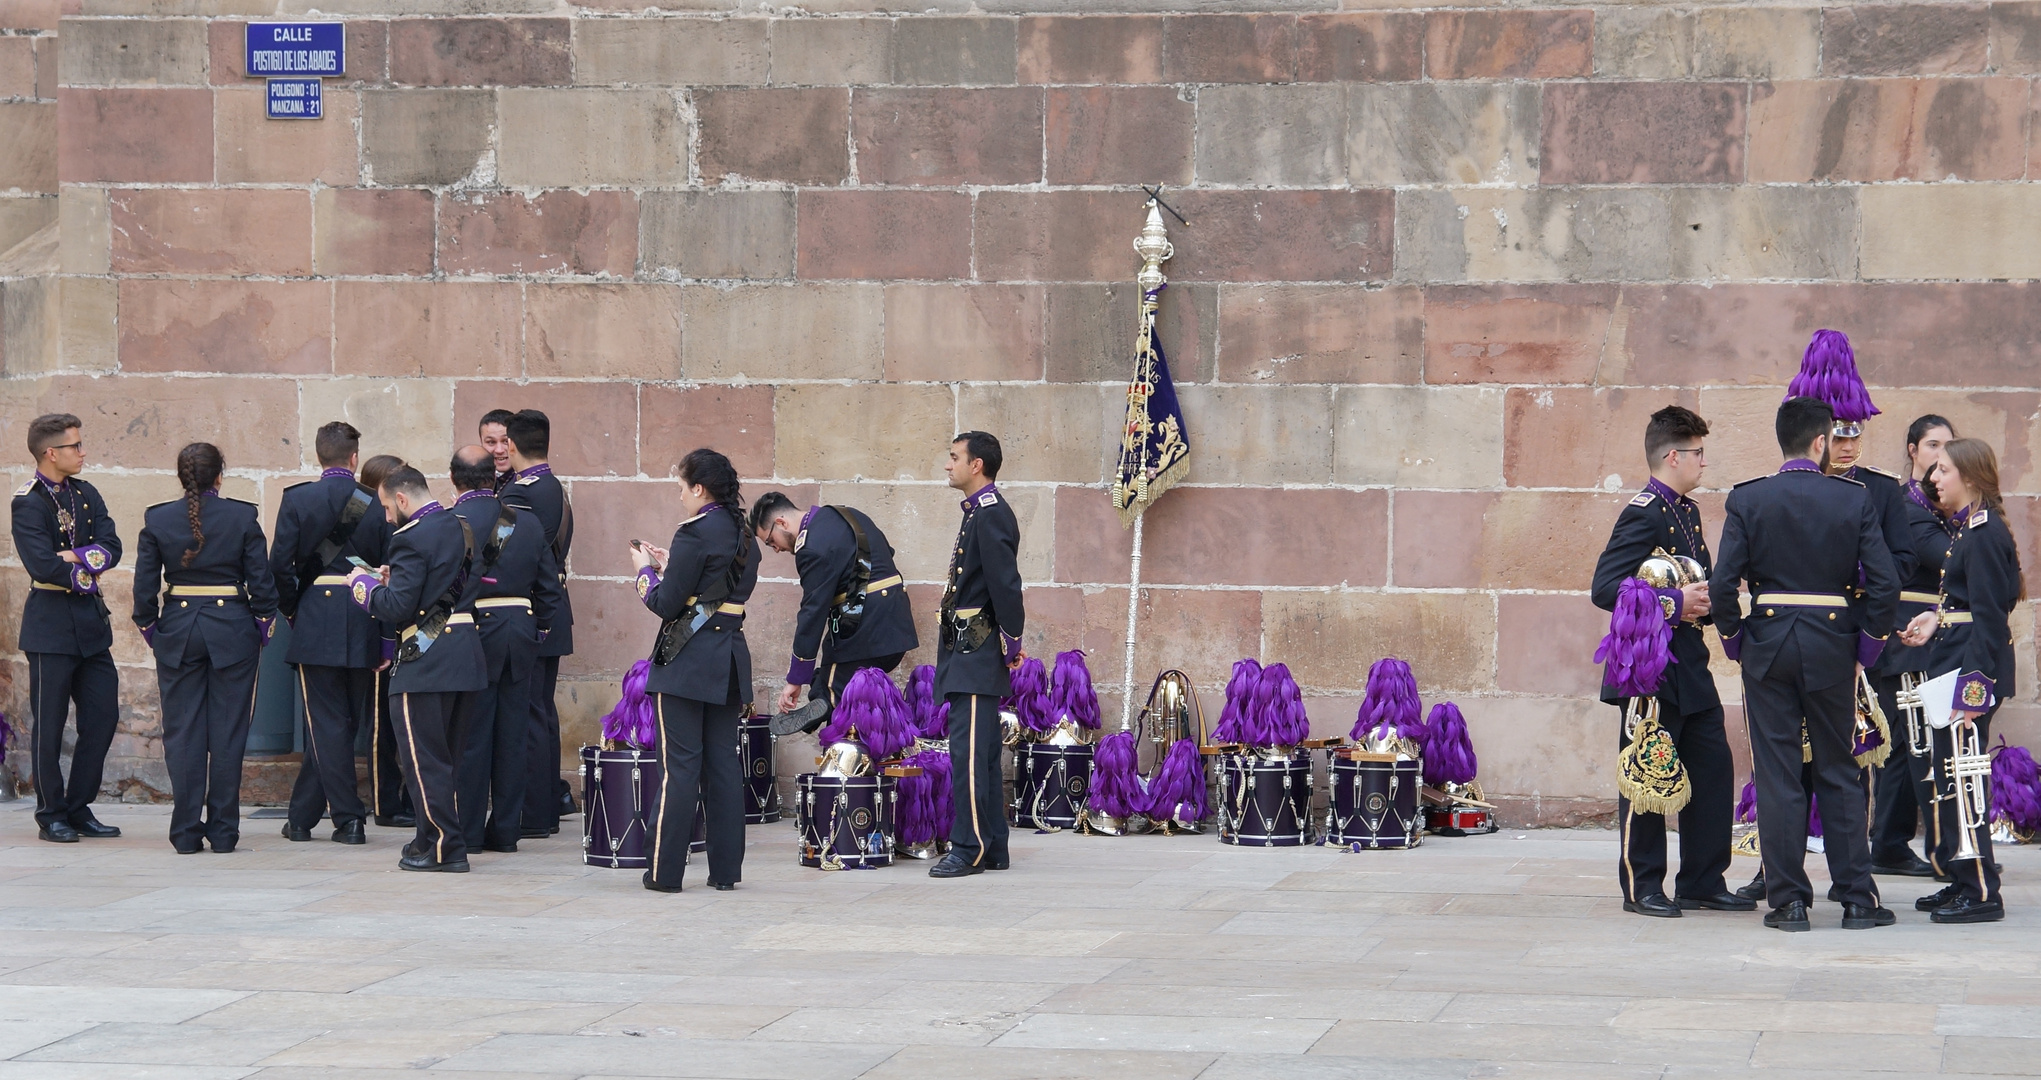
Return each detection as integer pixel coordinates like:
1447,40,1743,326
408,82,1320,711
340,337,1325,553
1120,511,1144,731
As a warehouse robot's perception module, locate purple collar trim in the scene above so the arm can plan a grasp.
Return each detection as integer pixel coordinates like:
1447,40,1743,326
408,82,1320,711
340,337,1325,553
34,472,66,490
454,489,493,506
1644,476,1690,506
321,467,355,480
960,482,999,511
407,501,445,523
1903,477,1937,513
799,505,820,531
1780,458,1822,473
516,463,552,480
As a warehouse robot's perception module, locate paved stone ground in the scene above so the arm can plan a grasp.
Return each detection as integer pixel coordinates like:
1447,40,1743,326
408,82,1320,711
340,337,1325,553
0,800,2034,1080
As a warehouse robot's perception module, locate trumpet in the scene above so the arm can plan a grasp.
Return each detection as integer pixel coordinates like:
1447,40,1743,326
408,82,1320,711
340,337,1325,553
1894,671,1930,757
1947,720,1992,863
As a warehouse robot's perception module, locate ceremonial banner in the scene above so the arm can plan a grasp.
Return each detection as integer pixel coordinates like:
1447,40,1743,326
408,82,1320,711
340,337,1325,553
1111,202,1190,526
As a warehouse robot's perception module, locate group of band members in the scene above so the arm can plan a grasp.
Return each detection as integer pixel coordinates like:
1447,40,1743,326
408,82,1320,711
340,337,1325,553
12,410,1027,889
1595,331,2019,930
10,410,577,870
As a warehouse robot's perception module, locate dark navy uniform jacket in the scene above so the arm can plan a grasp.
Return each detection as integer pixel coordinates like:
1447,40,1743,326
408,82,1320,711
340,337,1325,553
785,504,918,685
1877,479,1960,676
269,470,393,669
637,504,759,705
1929,505,2023,713
1847,465,1920,679
934,484,1025,700
1590,477,1719,716
1710,460,1899,691
449,491,561,681
500,465,573,658
10,474,119,656
355,504,488,695
133,495,280,668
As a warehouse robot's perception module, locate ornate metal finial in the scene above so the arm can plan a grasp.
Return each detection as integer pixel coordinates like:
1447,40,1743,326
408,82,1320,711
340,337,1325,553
1133,199,1173,295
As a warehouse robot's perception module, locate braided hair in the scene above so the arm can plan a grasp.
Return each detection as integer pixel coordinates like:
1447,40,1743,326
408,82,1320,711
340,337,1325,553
176,442,224,567
680,449,744,524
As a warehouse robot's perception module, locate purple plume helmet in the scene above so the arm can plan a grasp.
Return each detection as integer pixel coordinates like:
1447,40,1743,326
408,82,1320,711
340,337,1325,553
1087,730,1146,819
1005,655,1053,733
1594,577,1674,697
1785,328,1879,423
906,665,949,739
1991,738,2041,832
896,747,953,847
599,659,657,750
1143,738,1207,823
1735,778,1757,824
1249,663,1310,748
819,668,917,760
1050,649,1102,730
1422,702,1477,786
1352,657,1422,743
1211,658,1263,743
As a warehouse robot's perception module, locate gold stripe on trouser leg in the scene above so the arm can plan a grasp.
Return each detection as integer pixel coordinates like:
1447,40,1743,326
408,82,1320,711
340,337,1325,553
967,695,983,865
399,694,443,863
297,666,322,775
652,693,669,878
1619,803,1637,901
368,673,383,807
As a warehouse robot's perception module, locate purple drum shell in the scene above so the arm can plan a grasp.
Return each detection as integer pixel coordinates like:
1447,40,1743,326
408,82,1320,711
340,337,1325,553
796,773,896,869
1217,751,1312,847
739,715,782,824
1011,743,1092,830
1327,756,1422,850
582,745,658,868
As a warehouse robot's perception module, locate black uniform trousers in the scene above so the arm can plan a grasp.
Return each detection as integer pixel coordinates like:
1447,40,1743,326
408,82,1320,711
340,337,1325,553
811,653,906,708
647,693,745,889
156,632,260,850
368,668,410,820
1745,635,1878,911
391,690,474,865
287,665,374,831
1870,674,1931,865
1928,709,2001,903
523,656,564,834
945,692,1008,868
1616,702,1733,903
458,660,532,852
27,650,119,830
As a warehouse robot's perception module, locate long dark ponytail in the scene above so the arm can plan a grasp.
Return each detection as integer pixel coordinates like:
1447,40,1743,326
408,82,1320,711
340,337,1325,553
679,448,744,524
176,442,224,567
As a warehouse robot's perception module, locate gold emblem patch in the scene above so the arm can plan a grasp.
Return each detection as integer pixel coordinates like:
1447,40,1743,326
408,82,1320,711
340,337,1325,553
1962,680,1988,708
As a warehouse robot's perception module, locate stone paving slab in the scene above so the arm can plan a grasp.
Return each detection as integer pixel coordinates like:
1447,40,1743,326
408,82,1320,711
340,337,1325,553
0,800,2035,1079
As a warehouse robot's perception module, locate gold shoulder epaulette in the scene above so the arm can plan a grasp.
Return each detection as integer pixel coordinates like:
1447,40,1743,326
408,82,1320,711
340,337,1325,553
13,480,34,498
514,475,541,486
1970,509,1989,527
394,518,421,535
1828,473,1865,487
1863,465,1902,480
1732,474,1769,488
1629,491,1655,508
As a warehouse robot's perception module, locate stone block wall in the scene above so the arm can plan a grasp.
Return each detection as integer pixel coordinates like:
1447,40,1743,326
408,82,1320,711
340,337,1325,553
4,0,2040,824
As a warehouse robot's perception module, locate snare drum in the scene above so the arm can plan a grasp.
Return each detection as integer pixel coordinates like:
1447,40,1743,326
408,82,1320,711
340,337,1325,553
796,773,896,869
581,745,657,868
1011,743,1091,831
1426,805,1497,836
1326,753,1422,850
738,713,781,824
1217,750,1312,846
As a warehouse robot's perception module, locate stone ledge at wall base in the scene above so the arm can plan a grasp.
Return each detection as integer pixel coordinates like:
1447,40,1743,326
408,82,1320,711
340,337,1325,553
1487,795,1616,830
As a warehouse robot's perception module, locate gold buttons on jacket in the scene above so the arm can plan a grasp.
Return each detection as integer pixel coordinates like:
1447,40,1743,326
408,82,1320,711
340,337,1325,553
1827,613,1835,620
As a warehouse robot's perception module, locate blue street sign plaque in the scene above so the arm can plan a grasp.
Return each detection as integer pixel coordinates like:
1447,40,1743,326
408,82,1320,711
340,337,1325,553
245,22,345,78
266,78,323,120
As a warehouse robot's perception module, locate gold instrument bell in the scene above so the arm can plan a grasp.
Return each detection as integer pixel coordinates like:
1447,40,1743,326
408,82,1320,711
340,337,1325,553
1637,548,1706,590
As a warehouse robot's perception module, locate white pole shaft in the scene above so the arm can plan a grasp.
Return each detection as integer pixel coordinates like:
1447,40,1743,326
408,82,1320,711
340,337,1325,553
1120,510,1144,731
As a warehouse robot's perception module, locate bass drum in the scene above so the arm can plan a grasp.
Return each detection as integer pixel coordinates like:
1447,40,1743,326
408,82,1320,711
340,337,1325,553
1217,750,1312,847
582,745,707,866
1011,743,1091,831
1326,753,1422,850
796,773,896,869
738,712,782,824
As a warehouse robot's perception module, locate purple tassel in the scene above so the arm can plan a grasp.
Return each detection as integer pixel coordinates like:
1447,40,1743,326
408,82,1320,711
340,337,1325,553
1594,578,1674,697
1005,656,1053,733
1991,739,2041,832
1735,779,1757,824
1050,649,1102,730
1422,702,1477,786
1353,657,1422,743
906,664,949,739
818,668,917,760
896,747,952,846
1211,658,1262,744
1248,663,1310,748
599,659,656,750
1087,730,1146,818
1785,329,1879,423
1808,793,1823,839
1142,738,1207,823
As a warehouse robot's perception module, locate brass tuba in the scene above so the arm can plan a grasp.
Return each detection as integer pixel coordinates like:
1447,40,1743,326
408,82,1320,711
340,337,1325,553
1141,669,1204,762
1636,547,1706,590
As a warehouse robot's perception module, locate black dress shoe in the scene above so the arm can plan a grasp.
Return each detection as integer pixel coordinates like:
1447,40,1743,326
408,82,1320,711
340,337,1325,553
1734,872,1767,903
332,820,366,845
558,791,578,817
210,838,237,854
642,872,683,893
987,857,1011,871
1676,891,1757,912
769,698,831,737
38,822,79,844
1872,854,1936,877
482,841,519,854
373,814,415,829
71,818,120,839
398,853,469,873
709,881,735,891
1842,903,1896,929
929,853,983,878
281,823,314,842
1622,893,1682,918
1931,896,2005,924
172,842,203,855
1826,884,1843,904
520,826,551,839
1765,901,1811,932
1915,882,1963,912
